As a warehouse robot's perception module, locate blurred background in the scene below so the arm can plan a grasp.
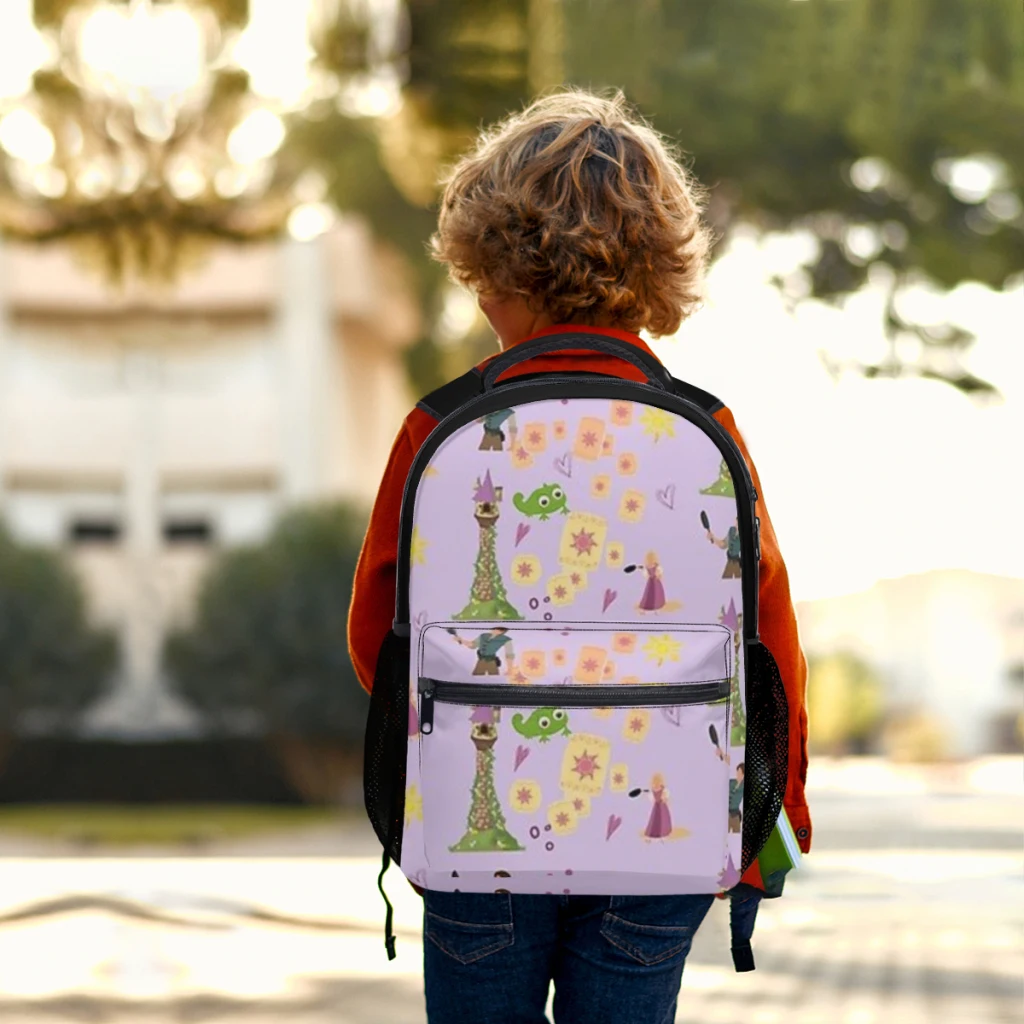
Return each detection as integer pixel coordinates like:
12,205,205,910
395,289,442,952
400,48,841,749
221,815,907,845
0,0,1020,1021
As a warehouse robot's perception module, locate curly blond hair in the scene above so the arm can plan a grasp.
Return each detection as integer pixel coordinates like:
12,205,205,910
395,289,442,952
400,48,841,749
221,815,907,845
431,89,711,337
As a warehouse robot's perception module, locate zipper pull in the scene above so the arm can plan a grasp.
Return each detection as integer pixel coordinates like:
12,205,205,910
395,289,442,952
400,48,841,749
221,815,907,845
754,516,761,562
419,679,435,734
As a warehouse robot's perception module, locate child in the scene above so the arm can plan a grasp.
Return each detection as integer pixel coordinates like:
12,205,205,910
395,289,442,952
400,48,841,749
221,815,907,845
349,89,810,1024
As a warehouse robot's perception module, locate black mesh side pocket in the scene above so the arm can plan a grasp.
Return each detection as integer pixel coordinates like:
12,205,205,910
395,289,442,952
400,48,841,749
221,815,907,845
740,640,789,873
363,629,410,864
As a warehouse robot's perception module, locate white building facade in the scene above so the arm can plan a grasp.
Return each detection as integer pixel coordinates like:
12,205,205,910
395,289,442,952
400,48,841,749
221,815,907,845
0,221,418,736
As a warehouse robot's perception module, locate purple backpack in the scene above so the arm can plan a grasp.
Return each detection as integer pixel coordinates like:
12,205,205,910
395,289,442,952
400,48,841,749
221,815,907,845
364,334,788,969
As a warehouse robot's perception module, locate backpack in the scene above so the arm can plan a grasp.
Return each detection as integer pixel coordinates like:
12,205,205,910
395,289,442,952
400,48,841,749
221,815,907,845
363,333,790,970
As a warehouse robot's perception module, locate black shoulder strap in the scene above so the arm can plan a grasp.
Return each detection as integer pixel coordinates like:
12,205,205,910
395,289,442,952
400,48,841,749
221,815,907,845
670,375,725,416
415,365,724,422
416,367,483,421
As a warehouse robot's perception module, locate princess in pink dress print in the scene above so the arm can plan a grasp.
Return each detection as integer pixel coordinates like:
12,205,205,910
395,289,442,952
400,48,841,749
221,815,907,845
635,550,681,614
638,550,665,612
644,773,672,840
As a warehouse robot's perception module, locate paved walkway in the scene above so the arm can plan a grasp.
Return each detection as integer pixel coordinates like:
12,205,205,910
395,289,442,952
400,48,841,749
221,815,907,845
0,758,1020,1023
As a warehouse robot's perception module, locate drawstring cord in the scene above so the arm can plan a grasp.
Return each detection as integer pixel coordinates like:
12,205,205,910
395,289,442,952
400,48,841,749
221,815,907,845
378,850,396,960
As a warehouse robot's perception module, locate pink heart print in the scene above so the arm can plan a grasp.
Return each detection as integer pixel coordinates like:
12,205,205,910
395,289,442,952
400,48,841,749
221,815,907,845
606,814,623,840
515,523,531,547
656,483,677,510
553,453,573,478
602,588,618,613
514,745,530,771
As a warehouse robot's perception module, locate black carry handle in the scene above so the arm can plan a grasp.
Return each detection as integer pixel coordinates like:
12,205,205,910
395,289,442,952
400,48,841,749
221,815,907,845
481,332,673,392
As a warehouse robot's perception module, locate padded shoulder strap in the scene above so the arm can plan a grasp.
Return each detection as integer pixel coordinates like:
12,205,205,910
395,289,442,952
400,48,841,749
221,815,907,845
416,367,483,421
670,375,724,416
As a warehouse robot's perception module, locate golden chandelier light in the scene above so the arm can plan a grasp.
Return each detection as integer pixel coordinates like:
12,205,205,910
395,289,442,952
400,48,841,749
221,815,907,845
0,0,396,280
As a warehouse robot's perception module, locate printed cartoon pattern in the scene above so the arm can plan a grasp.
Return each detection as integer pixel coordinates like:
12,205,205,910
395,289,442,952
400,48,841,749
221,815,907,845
420,623,730,687
720,598,747,745
405,397,748,895
449,707,523,852
514,483,569,520
453,471,522,621
640,773,689,841
513,707,571,742
479,410,517,451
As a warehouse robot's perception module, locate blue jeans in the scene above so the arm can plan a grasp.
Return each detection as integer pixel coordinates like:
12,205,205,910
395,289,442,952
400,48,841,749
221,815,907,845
423,891,715,1024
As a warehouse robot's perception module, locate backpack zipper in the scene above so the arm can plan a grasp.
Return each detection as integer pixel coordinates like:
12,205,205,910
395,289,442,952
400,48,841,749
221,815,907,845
418,678,730,733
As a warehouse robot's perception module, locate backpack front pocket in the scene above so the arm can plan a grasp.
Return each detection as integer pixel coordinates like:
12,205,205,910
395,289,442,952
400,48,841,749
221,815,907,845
413,623,739,894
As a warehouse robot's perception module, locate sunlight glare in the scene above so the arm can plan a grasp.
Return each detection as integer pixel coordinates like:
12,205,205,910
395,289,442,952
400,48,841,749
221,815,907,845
986,191,1022,223
75,160,115,200
437,285,480,348
844,224,884,263
227,109,286,165
933,154,1007,204
337,70,404,118
234,0,316,108
656,223,1024,602
0,108,55,164
288,202,336,242
849,156,891,192
78,3,205,101
214,166,252,199
167,158,207,201
32,165,67,198
0,0,51,100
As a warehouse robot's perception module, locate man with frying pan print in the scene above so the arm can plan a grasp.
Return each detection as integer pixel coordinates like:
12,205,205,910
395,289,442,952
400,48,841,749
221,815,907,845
702,510,742,579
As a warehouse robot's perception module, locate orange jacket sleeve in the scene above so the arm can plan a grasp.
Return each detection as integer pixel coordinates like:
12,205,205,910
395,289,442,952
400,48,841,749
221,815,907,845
348,423,416,692
715,406,812,855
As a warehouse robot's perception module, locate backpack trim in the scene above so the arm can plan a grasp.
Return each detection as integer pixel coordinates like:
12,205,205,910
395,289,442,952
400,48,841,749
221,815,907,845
417,366,726,422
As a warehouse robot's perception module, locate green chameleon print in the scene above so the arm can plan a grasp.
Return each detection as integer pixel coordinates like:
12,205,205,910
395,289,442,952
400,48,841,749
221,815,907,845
513,483,570,521
512,707,572,742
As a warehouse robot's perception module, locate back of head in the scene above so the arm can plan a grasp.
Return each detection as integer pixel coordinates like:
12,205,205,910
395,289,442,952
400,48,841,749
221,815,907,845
432,89,712,337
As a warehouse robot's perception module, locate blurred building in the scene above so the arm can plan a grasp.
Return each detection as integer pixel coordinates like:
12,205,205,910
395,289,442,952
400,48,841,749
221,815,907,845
797,569,1024,757
0,221,418,736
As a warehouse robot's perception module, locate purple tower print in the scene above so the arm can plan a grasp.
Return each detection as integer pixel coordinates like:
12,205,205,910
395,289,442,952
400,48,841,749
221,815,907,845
719,597,746,745
449,706,524,853
453,470,523,621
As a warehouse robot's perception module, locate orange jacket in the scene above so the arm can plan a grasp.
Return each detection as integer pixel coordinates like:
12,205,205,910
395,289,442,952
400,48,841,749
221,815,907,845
348,325,811,865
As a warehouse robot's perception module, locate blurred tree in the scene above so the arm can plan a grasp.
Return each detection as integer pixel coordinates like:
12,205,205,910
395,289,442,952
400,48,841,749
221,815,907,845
563,0,1023,398
0,526,116,738
164,503,369,803
304,0,1022,397
297,0,552,393
806,650,884,755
